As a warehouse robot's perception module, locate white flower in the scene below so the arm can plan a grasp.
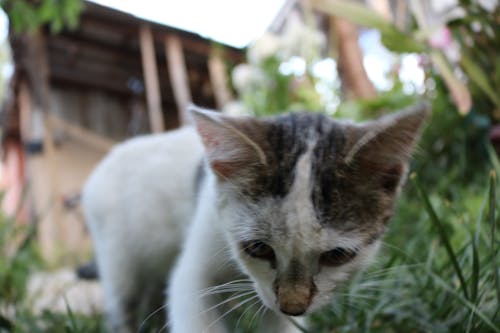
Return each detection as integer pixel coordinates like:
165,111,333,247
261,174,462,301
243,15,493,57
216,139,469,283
280,13,325,62
231,63,264,92
247,33,281,64
476,0,498,12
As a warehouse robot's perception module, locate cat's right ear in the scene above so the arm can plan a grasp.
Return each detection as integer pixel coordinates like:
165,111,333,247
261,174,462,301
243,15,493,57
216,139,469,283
342,103,430,192
189,105,267,180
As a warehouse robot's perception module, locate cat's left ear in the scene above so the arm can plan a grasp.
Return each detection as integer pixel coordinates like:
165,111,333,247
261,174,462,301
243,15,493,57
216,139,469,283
343,103,430,191
189,105,267,179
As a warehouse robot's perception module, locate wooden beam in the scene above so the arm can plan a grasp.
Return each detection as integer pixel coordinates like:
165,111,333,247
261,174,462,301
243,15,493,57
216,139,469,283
18,80,32,143
208,49,233,110
29,30,62,263
139,24,165,133
165,35,192,126
80,6,245,62
395,0,408,30
48,114,116,152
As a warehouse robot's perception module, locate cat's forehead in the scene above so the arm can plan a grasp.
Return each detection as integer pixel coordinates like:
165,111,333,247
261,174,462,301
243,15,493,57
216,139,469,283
264,112,344,153
243,112,345,199
231,112,387,237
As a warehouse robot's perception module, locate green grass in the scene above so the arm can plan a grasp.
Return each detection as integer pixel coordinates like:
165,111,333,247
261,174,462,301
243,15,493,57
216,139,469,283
0,211,106,333
1,167,499,333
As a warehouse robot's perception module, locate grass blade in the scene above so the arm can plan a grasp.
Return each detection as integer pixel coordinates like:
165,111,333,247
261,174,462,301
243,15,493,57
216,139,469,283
470,238,479,303
64,297,79,333
488,171,500,311
488,171,497,249
425,269,500,333
487,144,500,177
411,173,470,300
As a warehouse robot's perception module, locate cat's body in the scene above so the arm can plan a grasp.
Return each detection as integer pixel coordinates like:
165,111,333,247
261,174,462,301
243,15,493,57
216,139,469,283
83,105,428,333
83,127,204,332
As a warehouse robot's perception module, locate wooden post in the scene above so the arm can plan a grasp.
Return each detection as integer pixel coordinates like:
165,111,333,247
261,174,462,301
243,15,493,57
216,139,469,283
139,25,165,133
165,35,192,125
208,48,233,110
331,17,377,99
25,30,62,262
395,0,408,30
18,80,32,143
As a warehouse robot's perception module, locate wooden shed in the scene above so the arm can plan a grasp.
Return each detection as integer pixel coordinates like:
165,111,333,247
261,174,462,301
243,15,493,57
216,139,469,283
1,1,244,263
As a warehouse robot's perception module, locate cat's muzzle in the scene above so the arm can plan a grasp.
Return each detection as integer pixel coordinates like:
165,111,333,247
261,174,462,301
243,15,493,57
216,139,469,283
273,279,317,316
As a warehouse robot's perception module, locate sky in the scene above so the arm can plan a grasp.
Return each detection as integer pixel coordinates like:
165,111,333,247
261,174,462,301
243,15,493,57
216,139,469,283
89,0,286,48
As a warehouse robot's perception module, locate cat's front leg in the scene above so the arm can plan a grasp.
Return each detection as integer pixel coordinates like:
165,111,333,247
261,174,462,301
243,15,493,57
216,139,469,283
168,212,230,333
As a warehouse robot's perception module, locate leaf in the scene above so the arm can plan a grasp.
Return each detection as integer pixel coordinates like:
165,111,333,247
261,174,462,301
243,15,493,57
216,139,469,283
431,51,472,115
461,53,500,109
380,29,426,54
313,0,393,31
311,0,426,53
487,144,500,178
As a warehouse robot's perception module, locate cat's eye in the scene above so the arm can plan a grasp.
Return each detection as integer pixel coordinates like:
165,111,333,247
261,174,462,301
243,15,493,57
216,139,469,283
319,247,357,267
241,240,275,261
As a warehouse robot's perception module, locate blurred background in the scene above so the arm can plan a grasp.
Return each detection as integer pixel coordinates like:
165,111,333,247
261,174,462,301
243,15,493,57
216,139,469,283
0,0,498,332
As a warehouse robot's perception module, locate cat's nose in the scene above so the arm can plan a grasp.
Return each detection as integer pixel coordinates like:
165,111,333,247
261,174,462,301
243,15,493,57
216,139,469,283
274,280,316,316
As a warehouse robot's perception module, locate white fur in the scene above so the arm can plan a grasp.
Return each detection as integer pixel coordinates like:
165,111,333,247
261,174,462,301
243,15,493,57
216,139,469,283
83,127,204,332
168,170,302,333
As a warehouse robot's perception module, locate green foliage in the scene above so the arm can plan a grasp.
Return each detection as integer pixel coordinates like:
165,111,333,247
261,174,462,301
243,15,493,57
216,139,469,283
411,75,491,193
313,0,426,54
334,79,418,121
0,0,83,34
0,209,107,333
0,218,40,307
237,56,323,117
453,0,500,116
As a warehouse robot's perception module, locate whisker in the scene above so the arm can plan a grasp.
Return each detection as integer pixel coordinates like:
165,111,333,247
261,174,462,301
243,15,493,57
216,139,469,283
248,303,267,328
200,290,257,316
199,283,253,295
156,320,169,333
235,297,262,328
205,294,261,331
256,305,269,326
139,303,167,332
198,280,254,298
199,279,252,292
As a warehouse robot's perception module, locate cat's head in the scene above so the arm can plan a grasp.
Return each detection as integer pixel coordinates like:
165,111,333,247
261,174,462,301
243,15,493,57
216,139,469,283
191,105,429,316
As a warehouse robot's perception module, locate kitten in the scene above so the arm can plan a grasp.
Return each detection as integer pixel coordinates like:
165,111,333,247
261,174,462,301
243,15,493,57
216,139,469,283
82,104,428,332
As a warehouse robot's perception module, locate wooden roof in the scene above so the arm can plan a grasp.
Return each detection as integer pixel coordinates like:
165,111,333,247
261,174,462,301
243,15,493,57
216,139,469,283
45,1,244,100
